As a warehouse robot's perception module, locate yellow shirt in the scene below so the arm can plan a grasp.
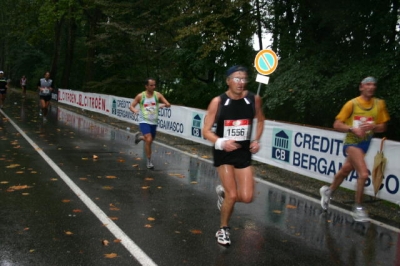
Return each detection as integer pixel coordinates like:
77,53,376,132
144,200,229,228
336,96,390,124
336,96,390,144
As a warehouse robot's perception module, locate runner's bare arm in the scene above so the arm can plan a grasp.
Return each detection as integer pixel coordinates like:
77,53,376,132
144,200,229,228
129,94,142,113
372,122,387,133
157,93,171,108
253,95,265,141
249,95,265,153
203,97,220,144
333,119,367,138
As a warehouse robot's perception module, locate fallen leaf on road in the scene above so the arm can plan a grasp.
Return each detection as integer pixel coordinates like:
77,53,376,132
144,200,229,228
145,177,154,181
109,204,120,211
65,231,73,235
144,224,152,228
169,173,185,178
147,217,155,221
7,185,31,192
62,199,71,203
286,204,297,209
6,164,20,168
190,229,202,234
106,175,117,179
102,240,109,246
103,186,114,190
104,253,118,258
113,239,121,243
273,210,282,214
73,209,83,213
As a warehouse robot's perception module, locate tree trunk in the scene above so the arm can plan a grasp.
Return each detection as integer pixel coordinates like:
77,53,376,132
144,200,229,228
84,8,101,87
255,0,263,50
61,14,77,89
50,17,65,84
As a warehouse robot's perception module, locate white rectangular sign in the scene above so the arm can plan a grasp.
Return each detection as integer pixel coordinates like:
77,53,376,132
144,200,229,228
256,74,270,84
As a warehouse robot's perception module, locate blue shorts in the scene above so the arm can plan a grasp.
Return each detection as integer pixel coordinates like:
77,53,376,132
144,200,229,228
343,141,371,154
139,123,157,139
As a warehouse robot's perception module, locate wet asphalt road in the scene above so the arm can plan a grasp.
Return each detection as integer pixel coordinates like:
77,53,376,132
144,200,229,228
1,91,399,266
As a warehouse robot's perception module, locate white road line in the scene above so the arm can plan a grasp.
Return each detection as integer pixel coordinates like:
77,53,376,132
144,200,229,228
155,141,400,233
0,110,157,266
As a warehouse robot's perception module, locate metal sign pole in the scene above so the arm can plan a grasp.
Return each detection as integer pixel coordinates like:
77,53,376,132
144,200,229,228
256,83,262,95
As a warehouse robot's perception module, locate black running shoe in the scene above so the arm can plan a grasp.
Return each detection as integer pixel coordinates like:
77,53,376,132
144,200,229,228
134,132,143,144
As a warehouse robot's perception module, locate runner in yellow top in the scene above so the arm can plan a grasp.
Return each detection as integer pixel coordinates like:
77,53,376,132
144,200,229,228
320,77,390,222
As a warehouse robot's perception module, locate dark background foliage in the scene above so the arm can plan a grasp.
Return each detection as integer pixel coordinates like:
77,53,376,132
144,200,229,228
0,0,399,140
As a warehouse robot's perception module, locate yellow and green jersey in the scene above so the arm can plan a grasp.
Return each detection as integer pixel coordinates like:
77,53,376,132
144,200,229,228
138,91,159,125
336,96,390,145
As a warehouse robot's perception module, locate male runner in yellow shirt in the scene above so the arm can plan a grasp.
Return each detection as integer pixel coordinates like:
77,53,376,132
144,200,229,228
320,77,390,222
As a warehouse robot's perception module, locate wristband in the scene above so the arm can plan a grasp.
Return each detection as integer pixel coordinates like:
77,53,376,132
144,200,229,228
215,138,228,150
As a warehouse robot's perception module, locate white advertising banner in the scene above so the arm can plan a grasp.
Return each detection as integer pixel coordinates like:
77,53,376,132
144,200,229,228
107,95,212,146
109,96,136,122
58,89,110,115
58,89,400,204
253,121,400,204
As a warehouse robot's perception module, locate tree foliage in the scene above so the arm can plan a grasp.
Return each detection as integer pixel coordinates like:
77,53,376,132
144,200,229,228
0,0,399,140
264,0,400,140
